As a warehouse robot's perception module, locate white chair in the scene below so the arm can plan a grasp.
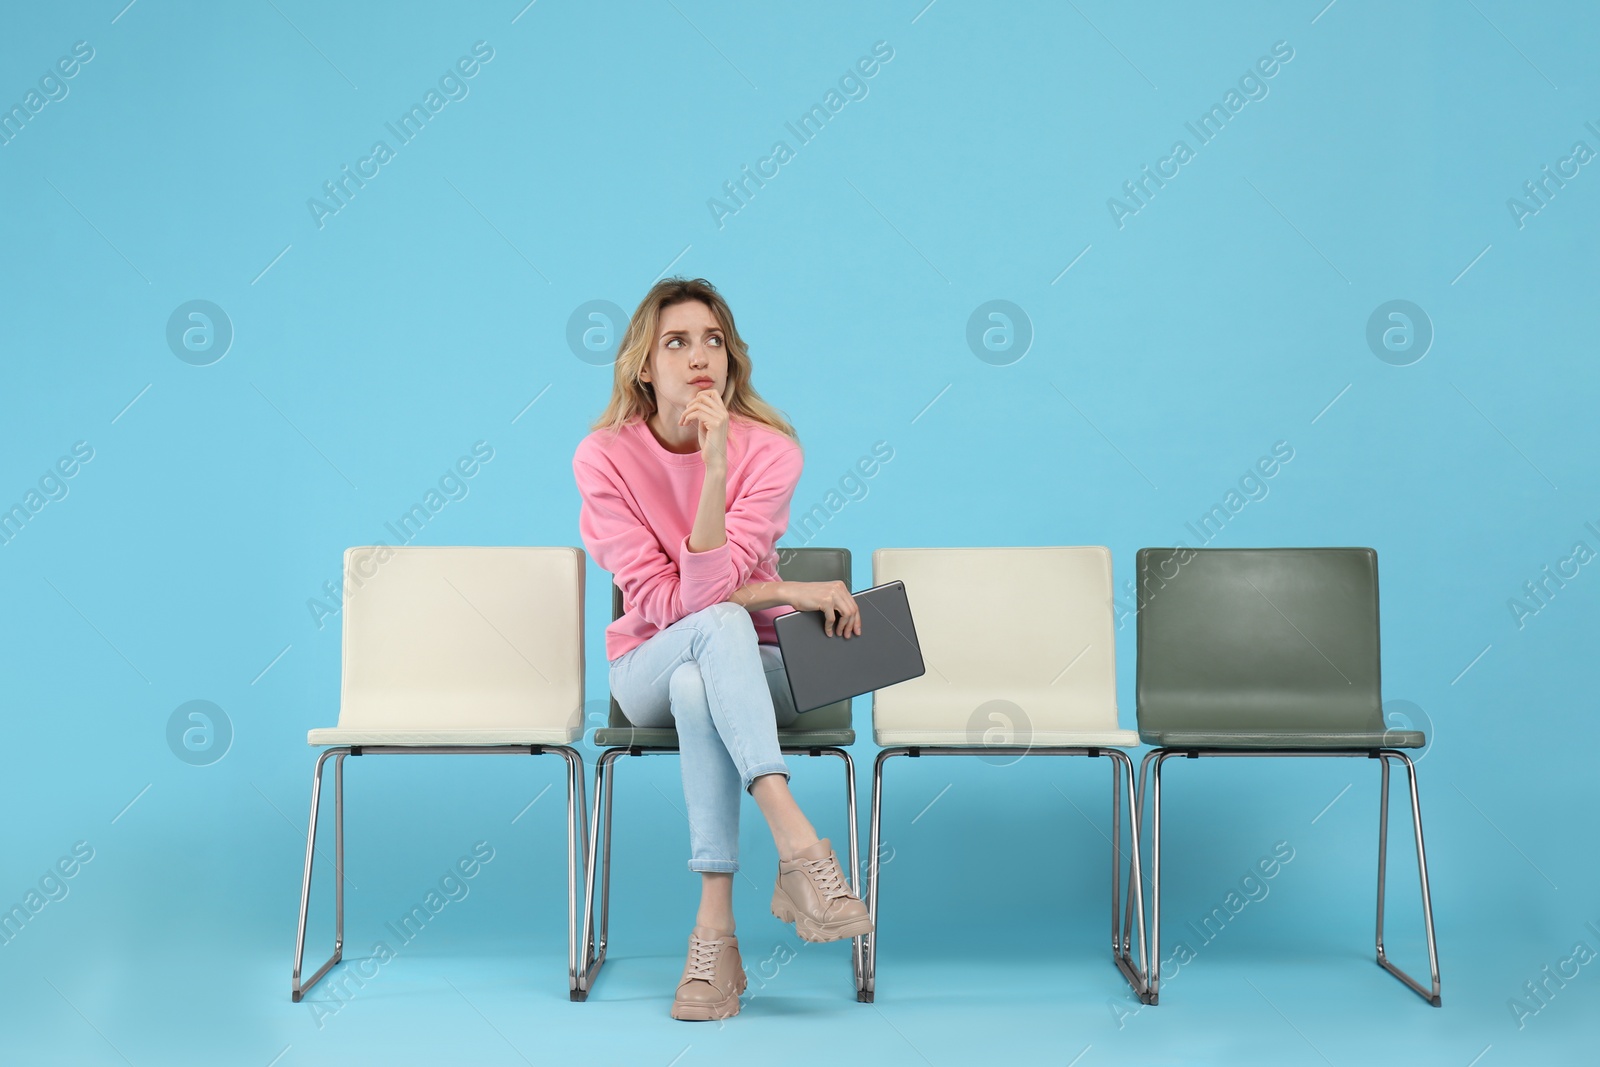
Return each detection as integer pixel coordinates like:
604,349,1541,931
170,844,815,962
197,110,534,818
292,545,589,1001
862,546,1147,1002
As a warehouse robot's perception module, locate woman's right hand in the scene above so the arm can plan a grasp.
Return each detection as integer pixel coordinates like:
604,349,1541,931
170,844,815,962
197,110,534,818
784,580,861,639
679,384,729,469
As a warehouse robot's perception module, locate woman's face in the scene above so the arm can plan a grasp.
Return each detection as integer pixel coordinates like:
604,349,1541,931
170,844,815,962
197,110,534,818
640,299,728,413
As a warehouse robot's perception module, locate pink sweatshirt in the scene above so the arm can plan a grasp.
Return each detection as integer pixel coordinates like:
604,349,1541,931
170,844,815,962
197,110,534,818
573,415,804,662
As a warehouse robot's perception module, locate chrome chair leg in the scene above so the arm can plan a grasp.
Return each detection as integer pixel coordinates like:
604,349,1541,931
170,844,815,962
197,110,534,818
1111,751,1122,954
599,751,617,959
838,748,864,992
862,746,1147,1003
1134,746,1442,1007
577,747,623,998
334,752,345,961
1144,749,1170,1005
1108,749,1149,998
577,750,606,993
1124,750,1145,979
811,747,864,992
555,745,588,1001
579,745,862,1000
291,745,581,1003
292,748,348,1002
1375,750,1442,1005
1126,749,1162,1003
860,747,897,1003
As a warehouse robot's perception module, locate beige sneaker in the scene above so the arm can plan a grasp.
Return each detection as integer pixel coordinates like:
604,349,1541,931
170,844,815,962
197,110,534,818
771,838,874,943
670,930,746,1021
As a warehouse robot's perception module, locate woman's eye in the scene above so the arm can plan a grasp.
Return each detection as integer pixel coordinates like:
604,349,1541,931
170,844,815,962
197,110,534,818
708,335,722,346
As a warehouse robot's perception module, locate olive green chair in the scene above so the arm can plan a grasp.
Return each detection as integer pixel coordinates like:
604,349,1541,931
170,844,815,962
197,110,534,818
576,547,862,999
1131,547,1441,1005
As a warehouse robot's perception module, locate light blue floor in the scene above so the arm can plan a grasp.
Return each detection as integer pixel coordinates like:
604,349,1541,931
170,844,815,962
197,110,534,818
10,931,1591,1065
5,749,1594,1066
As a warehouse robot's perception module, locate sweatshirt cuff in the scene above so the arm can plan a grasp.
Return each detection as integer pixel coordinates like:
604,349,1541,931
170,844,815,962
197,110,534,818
679,532,731,590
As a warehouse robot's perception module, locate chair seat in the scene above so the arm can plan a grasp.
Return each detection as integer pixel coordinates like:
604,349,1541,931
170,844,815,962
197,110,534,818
307,726,582,746
593,726,856,749
1139,728,1425,750
872,727,1140,748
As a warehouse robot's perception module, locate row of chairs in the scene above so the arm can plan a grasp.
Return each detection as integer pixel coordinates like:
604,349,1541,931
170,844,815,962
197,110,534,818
289,544,1442,1008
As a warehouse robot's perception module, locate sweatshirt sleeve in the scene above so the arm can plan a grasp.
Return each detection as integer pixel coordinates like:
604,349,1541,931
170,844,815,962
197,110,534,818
676,440,803,611
574,451,695,633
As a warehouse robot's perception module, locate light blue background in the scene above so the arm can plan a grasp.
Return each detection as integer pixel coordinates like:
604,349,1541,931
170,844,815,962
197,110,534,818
2,1,1596,1064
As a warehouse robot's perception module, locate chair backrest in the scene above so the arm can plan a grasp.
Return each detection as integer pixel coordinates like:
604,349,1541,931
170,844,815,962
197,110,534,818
871,546,1121,737
1135,547,1384,736
607,546,854,730
338,546,585,734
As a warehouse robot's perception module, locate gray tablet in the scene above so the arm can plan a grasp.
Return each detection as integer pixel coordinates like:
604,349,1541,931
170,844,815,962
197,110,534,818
774,580,925,715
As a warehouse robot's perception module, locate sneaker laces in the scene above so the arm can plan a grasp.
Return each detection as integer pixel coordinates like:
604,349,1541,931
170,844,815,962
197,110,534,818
798,854,852,903
683,934,724,982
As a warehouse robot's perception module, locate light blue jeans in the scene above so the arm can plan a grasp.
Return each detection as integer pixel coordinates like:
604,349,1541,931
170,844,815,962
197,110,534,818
608,602,801,873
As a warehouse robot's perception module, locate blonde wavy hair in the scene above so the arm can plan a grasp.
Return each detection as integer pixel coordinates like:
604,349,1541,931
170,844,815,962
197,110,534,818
588,277,799,444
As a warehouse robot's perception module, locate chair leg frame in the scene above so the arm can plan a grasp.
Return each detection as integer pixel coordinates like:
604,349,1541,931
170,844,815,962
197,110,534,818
860,746,1149,1004
1376,750,1443,1006
1131,747,1441,1006
292,748,346,1002
576,744,862,1000
291,744,588,1003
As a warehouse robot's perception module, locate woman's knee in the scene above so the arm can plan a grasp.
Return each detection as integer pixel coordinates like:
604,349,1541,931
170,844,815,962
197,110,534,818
667,661,710,722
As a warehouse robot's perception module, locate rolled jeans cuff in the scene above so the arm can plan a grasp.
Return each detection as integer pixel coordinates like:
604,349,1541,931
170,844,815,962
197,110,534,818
689,858,740,874
742,762,790,794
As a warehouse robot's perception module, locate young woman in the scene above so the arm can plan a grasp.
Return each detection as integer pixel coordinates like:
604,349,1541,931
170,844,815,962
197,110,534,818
572,277,872,1021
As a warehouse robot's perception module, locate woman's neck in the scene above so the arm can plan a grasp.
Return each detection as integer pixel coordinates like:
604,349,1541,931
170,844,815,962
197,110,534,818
647,409,700,454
